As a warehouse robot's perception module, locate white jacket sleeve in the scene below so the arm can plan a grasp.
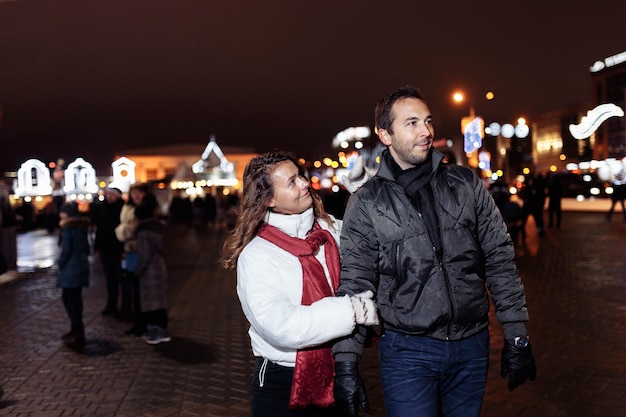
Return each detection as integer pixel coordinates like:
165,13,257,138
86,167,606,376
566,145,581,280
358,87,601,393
237,241,355,351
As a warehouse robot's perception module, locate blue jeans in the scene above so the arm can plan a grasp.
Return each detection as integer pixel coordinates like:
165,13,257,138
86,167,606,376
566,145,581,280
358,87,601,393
379,329,489,417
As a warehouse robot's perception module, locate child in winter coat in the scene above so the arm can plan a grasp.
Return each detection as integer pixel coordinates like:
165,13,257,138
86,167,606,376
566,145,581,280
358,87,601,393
57,202,91,346
133,194,171,345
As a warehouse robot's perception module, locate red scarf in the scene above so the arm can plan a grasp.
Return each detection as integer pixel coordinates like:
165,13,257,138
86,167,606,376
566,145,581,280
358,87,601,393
258,221,340,409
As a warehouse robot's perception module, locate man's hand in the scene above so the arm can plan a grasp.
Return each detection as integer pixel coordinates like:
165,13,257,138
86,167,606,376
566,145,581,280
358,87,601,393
334,361,369,417
341,156,370,194
501,338,536,391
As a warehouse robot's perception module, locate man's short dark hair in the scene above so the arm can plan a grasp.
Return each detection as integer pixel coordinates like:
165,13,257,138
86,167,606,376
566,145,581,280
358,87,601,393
375,85,425,134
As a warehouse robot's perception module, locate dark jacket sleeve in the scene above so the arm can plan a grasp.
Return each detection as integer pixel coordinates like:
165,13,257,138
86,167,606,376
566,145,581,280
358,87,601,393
333,190,379,360
58,229,72,270
470,171,528,338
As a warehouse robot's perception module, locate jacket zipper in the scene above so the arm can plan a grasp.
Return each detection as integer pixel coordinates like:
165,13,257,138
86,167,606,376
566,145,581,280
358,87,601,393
421,203,455,340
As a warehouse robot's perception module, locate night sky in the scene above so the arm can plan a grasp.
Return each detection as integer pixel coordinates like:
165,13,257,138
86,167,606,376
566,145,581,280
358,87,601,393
0,0,624,174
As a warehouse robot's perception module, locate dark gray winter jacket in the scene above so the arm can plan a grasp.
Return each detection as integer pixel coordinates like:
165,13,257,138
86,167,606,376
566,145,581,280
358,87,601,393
333,149,528,359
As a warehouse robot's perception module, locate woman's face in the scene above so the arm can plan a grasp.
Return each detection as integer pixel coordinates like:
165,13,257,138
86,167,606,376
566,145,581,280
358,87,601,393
130,189,146,205
268,160,312,215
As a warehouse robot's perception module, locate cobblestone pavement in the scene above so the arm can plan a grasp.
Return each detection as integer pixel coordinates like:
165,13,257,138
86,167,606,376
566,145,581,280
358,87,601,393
0,211,624,417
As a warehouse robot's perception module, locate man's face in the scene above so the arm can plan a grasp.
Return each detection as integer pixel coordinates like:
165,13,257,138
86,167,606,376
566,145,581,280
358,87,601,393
378,97,434,170
106,191,120,202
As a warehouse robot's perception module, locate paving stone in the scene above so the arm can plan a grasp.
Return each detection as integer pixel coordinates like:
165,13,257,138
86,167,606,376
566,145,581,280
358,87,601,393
0,213,624,416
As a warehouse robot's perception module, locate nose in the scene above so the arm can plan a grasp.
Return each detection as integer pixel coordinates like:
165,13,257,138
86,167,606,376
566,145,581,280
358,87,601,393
418,122,433,138
296,176,309,189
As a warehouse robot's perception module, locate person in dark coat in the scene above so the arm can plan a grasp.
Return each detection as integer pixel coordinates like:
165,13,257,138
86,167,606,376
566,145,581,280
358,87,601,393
57,202,91,346
115,182,150,336
606,171,626,221
93,187,127,317
134,194,171,345
332,86,535,417
547,174,563,228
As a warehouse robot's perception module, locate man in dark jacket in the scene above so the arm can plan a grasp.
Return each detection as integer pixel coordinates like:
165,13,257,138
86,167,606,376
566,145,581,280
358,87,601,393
332,86,536,417
93,187,127,317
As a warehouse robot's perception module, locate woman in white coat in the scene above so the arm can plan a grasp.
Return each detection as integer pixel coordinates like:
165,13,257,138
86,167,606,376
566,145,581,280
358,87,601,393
222,151,377,417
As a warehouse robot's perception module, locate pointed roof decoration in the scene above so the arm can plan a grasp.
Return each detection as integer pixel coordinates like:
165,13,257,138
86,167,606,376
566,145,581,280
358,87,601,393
192,134,233,174
190,135,238,187
110,156,136,192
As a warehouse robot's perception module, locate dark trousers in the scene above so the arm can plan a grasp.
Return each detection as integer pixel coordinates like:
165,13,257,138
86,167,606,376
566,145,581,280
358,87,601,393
548,201,561,228
144,308,168,329
61,288,84,331
101,251,131,312
251,358,342,417
124,270,146,332
607,197,625,219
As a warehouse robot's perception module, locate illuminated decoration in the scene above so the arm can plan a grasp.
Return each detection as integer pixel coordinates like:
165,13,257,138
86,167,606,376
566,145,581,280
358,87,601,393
501,123,515,139
536,133,563,153
110,157,136,192
596,157,626,181
14,159,53,197
487,122,501,136
463,117,483,153
191,135,238,187
589,50,626,73
515,123,529,138
564,157,626,182
461,116,484,138
332,126,371,148
485,120,528,138
568,103,625,139
63,158,99,195
478,151,491,171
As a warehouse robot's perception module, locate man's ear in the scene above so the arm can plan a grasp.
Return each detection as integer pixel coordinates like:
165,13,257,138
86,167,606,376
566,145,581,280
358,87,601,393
378,129,392,146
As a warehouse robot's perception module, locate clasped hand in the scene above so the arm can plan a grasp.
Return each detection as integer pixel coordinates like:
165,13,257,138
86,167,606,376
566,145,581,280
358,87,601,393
349,290,379,326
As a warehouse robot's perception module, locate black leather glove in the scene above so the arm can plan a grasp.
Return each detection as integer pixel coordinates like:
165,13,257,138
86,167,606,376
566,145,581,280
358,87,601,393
334,361,369,417
501,338,536,391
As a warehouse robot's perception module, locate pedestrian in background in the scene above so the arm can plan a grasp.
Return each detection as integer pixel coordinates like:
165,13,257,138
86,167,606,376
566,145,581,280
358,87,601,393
606,170,626,221
222,151,377,417
489,179,524,243
115,182,149,336
547,173,563,228
332,86,535,417
133,193,172,345
519,174,546,237
57,202,90,347
93,187,128,317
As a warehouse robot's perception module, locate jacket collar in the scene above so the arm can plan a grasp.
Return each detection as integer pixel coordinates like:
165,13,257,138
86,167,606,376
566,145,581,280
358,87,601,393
265,207,314,239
